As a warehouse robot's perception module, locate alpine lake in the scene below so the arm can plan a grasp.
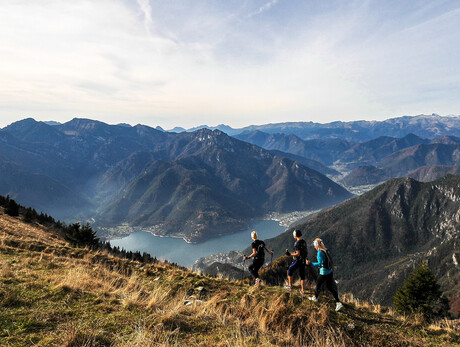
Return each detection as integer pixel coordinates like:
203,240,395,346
109,220,285,268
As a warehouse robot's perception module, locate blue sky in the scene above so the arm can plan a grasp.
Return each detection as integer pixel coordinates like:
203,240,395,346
1,0,459,129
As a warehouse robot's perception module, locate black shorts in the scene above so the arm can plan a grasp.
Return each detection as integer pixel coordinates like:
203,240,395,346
288,259,306,280
248,258,264,278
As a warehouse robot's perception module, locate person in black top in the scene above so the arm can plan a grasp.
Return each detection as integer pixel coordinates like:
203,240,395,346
284,229,308,294
243,231,273,286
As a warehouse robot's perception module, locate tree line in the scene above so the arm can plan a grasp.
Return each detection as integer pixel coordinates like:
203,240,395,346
0,195,185,270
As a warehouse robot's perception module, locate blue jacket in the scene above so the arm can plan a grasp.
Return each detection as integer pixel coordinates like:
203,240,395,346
311,250,333,275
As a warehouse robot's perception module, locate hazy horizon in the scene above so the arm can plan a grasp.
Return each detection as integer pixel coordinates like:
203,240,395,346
2,113,460,131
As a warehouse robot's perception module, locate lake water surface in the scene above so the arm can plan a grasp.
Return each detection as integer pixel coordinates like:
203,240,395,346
109,220,285,267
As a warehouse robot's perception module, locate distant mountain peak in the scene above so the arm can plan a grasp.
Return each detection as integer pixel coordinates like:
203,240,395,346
401,133,421,140
58,118,130,136
18,117,37,123
168,127,186,133
2,118,65,143
66,117,106,127
6,117,39,128
43,121,62,126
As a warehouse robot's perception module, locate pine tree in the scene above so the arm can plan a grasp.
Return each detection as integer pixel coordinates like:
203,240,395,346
24,208,35,223
393,262,450,319
5,196,19,217
64,223,99,247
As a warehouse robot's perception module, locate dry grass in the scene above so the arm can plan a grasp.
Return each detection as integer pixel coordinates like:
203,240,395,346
0,212,67,246
341,292,394,315
146,282,173,309
112,322,182,347
1,211,460,347
0,258,14,278
344,291,458,331
428,318,460,333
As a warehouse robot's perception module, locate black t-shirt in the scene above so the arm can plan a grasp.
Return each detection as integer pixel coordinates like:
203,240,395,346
294,239,307,260
251,240,265,260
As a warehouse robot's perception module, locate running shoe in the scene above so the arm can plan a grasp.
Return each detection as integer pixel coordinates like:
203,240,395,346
308,296,318,302
283,285,291,291
254,278,261,286
299,290,305,295
335,302,343,312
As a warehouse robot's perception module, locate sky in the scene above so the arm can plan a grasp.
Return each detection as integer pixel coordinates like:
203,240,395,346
1,0,460,130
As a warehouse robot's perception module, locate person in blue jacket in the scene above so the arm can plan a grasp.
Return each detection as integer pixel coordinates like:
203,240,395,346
306,238,343,312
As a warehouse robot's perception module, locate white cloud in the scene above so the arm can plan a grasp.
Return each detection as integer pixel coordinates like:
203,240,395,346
248,0,280,17
137,0,153,36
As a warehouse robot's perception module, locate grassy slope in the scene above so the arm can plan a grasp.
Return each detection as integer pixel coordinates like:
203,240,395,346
1,210,459,346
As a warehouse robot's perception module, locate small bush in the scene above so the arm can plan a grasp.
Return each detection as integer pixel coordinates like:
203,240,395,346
64,223,99,247
393,262,450,320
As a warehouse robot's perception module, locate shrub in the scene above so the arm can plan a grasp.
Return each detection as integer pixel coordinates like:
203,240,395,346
64,223,99,247
393,262,450,320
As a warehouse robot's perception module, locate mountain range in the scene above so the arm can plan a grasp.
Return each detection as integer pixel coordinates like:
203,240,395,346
341,138,460,186
235,129,460,186
0,118,351,242
234,131,353,167
2,115,460,243
176,114,460,142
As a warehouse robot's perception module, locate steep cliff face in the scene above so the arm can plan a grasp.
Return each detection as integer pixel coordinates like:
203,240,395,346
294,175,460,311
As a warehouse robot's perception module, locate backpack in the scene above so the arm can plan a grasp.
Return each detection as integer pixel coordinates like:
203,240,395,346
320,250,333,270
254,240,265,260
